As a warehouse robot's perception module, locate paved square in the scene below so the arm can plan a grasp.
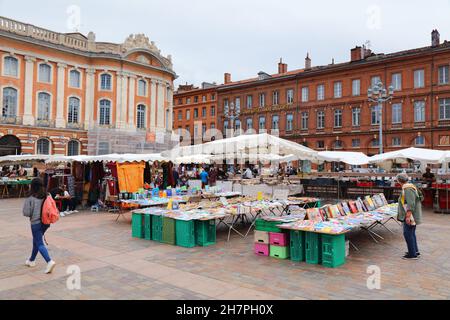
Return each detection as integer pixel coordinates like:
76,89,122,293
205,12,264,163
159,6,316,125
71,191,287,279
1,198,449,300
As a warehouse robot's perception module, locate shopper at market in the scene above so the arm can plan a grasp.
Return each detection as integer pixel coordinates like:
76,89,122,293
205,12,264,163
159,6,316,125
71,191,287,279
243,167,254,179
396,173,423,260
60,184,78,214
22,178,56,274
208,166,217,186
172,165,180,188
199,168,209,189
422,167,436,184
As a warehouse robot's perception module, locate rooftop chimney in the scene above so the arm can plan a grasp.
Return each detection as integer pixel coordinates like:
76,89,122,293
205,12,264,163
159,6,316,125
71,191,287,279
432,29,440,47
305,53,311,70
278,58,288,74
224,73,231,84
351,46,363,62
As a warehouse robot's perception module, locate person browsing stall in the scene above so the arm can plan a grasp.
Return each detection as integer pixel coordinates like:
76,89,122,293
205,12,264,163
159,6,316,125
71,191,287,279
396,173,423,260
199,168,209,189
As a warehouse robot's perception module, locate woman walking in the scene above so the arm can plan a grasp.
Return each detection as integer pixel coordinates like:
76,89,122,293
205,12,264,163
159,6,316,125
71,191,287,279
22,178,56,273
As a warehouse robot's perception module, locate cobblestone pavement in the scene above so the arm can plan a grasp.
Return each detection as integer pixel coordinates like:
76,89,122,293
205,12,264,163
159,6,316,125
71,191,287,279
1,198,449,300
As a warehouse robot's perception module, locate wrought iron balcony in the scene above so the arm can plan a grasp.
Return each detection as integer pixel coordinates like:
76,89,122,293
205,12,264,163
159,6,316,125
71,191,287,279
0,115,22,125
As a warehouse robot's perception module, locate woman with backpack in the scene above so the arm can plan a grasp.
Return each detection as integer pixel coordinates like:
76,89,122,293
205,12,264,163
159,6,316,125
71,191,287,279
22,178,56,273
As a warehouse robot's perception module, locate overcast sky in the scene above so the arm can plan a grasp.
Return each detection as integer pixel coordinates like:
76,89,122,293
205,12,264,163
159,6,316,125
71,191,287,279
1,0,449,87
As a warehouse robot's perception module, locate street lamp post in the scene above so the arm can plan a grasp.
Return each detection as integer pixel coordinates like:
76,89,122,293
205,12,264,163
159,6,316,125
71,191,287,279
368,82,394,154
224,101,240,138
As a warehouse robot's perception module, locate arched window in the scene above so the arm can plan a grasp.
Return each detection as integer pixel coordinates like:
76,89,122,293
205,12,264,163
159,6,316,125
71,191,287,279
69,70,81,88
136,104,146,129
138,79,147,96
415,136,425,146
36,138,50,155
100,74,112,90
67,140,80,156
4,56,18,77
37,92,51,121
38,63,52,83
2,87,18,118
68,97,80,124
99,99,111,125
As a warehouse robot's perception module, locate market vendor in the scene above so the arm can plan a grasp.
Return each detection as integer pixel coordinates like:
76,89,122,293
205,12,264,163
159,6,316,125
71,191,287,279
396,173,423,260
422,167,436,185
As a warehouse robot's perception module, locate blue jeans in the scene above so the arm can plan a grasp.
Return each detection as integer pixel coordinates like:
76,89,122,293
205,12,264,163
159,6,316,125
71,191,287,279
30,223,51,263
403,223,419,257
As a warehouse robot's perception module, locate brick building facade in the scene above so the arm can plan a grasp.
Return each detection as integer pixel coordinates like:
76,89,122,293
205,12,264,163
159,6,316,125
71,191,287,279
0,16,176,156
174,30,450,155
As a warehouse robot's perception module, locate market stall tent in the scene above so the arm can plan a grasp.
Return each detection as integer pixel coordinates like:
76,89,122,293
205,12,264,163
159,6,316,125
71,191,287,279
0,154,51,165
369,147,447,164
317,151,371,166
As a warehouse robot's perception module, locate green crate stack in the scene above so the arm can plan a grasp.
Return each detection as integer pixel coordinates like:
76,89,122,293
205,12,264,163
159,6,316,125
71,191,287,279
195,220,216,246
269,245,290,259
143,214,151,240
176,220,196,248
151,215,163,242
131,213,144,239
290,230,305,262
255,219,283,233
321,234,346,268
162,217,176,245
305,232,322,264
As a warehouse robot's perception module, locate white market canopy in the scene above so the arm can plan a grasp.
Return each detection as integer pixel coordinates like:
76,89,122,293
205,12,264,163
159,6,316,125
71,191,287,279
173,154,213,165
45,153,165,164
163,133,318,162
369,147,447,164
0,154,51,165
317,151,371,166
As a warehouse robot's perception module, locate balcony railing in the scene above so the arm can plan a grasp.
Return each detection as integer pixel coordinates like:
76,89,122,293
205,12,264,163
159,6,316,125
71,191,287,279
66,122,84,130
36,119,55,128
0,116,22,125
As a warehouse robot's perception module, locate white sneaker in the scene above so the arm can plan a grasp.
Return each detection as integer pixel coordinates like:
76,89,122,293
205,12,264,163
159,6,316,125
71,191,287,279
60,212,65,217
25,260,36,267
72,210,79,213
66,211,73,215
45,260,56,274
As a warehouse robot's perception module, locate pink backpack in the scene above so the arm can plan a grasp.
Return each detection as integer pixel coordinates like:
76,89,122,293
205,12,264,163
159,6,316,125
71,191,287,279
41,195,60,225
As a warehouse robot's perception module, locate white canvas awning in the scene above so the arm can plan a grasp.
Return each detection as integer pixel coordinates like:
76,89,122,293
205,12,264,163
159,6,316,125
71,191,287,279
0,154,51,165
369,147,447,164
45,153,165,164
318,151,371,165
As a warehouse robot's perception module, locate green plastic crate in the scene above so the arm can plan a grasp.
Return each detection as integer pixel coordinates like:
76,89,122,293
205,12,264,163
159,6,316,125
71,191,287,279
143,214,151,240
255,219,283,233
305,232,321,264
321,234,346,268
290,230,305,262
195,220,216,246
270,245,290,259
131,213,144,239
151,215,163,242
162,217,176,245
176,220,196,248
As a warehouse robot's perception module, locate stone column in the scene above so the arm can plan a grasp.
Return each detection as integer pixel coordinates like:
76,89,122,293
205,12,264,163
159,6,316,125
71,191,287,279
150,79,157,131
84,68,95,130
23,56,36,125
166,85,174,131
156,81,165,130
127,76,136,129
120,74,128,129
55,63,67,128
115,72,123,128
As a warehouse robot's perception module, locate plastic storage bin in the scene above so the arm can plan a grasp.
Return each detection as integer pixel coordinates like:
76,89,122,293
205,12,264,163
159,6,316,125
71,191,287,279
290,230,305,262
305,232,321,264
151,215,163,242
175,220,196,248
195,220,216,246
255,219,283,233
269,245,290,259
254,230,269,244
143,214,151,240
131,213,144,238
269,232,289,246
162,217,176,245
254,243,269,256
321,234,346,268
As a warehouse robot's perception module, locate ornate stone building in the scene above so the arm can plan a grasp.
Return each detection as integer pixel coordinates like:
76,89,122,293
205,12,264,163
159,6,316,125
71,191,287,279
0,16,176,156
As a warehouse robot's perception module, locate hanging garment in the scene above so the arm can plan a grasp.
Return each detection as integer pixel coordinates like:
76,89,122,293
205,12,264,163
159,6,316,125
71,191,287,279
117,162,145,193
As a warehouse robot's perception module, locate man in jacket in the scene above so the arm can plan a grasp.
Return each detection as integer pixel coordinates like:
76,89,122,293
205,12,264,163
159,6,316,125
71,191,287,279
396,173,423,260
